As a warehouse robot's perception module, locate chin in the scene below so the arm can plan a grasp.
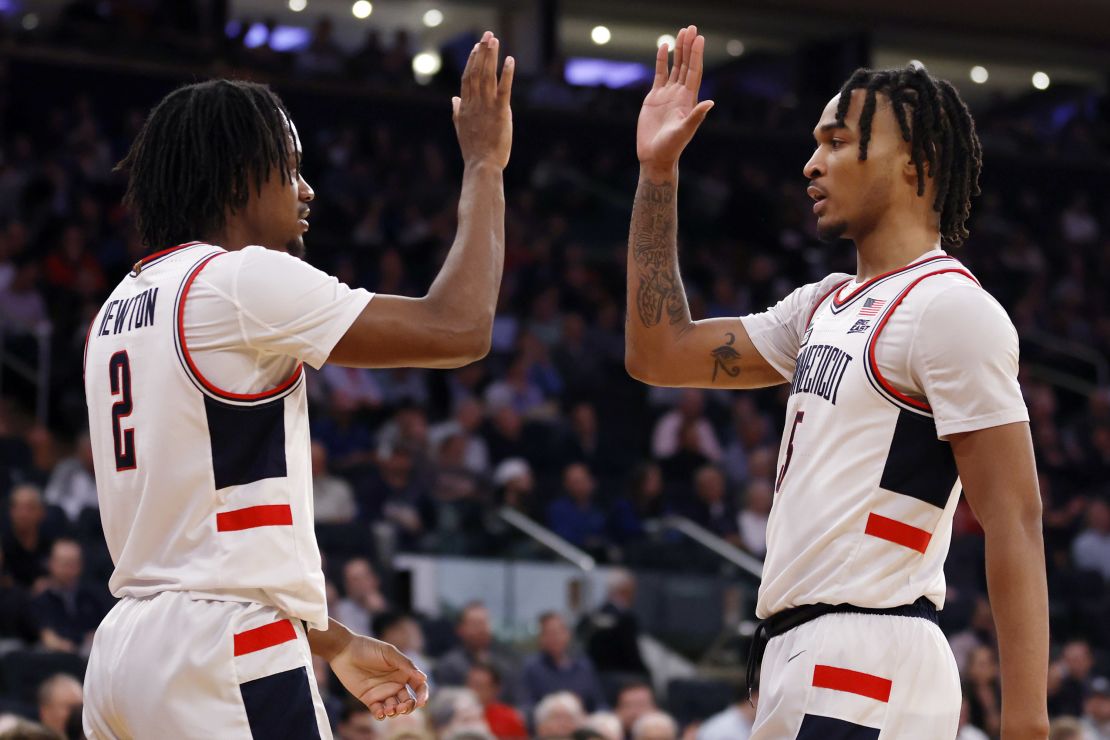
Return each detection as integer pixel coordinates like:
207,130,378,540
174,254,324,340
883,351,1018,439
817,218,849,244
285,237,306,260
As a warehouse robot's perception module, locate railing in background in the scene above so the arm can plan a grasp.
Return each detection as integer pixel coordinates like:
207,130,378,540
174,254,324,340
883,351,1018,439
1023,330,1108,398
657,515,763,580
0,322,53,424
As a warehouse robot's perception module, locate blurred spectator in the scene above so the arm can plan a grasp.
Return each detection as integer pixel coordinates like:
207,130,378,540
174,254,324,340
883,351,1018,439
681,466,741,547
485,357,547,417
533,691,585,740
962,645,1002,739
466,663,527,740
312,442,357,524
334,558,388,637
651,391,722,462
319,364,384,414
365,441,432,550
546,463,607,555
313,654,344,731
1047,717,1086,740
579,570,650,679
0,547,38,646
1071,498,1110,581
435,602,520,704
631,711,678,740
42,431,97,524
948,597,997,673
1049,640,1096,718
613,681,657,736
736,478,772,557
337,699,379,740
426,687,490,739
956,689,990,740
374,611,432,678
521,612,606,714
429,398,490,476
0,715,59,738
696,689,754,740
582,711,622,740
297,17,345,77
30,539,104,654
609,462,669,545
0,260,47,331
36,673,82,737
1080,676,1110,739
2,484,56,589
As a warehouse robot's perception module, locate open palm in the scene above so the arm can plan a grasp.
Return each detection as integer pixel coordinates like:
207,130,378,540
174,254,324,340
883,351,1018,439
637,25,714,169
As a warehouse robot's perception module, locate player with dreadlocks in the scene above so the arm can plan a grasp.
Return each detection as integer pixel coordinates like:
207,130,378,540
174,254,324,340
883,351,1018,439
82,32,513,739
625,25,1048,738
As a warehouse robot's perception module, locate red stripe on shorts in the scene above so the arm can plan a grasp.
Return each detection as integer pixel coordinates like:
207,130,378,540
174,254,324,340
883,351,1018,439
864,512,931,553
812,665,893,703
233,620,297,657
216,505,293,532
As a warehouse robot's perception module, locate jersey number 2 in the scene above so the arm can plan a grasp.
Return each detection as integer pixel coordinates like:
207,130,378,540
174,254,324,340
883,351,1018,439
109,351,137,471
775,410,804,492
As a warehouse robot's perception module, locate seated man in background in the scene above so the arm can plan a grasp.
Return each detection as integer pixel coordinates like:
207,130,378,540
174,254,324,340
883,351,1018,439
521,613,607,714
30,539,105,653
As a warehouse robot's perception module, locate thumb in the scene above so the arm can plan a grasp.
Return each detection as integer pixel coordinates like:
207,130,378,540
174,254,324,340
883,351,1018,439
452,96,461,120
682,99,715,135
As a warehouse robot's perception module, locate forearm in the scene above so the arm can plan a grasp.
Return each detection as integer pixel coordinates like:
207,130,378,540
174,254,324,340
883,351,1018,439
307,617,355,662
626,164,692,367
426,161,505,336
983,517,1050,738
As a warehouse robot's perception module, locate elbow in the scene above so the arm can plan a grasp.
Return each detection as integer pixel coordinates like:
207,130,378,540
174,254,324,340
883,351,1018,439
625,349,660,386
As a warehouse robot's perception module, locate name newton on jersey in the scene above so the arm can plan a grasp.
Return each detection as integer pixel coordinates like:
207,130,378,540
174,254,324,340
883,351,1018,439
789,343,853,404
97,287,159,337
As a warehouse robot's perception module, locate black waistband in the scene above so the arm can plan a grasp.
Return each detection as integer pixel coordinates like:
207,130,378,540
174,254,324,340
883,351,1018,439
745,597,938,703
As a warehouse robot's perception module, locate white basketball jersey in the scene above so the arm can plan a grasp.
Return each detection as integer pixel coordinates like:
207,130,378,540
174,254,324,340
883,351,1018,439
84,242,371,629
742,252,1028,618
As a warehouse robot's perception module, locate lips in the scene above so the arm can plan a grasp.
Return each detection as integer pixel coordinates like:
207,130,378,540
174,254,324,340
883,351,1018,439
298,208,310,231
807,185,828,215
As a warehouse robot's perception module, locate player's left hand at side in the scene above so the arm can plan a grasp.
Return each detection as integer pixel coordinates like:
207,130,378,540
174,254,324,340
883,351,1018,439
637,24,714,174
329,635,430,720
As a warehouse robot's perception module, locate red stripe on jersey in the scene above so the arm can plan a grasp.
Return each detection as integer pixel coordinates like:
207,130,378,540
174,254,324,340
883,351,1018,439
805,279,852,329
832,254,952,307
812,665,892,703
864,512,932,553
233,619,297,657
177,254,303,402
135,241,204,270
216,504,294,532
867,267,979,412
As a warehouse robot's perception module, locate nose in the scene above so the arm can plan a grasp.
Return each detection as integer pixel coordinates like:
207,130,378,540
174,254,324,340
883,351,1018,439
803,149,823,181
299,173,315,202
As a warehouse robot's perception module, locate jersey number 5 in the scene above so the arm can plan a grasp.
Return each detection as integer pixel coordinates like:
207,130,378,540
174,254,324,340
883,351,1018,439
775,410,804,492
109,351,137,471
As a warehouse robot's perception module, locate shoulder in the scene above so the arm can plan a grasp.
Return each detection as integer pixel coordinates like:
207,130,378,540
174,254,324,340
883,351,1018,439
910,276,1015,337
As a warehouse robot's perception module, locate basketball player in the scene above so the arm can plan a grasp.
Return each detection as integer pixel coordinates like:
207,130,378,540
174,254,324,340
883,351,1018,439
625,26,1048,739
81,32,513,739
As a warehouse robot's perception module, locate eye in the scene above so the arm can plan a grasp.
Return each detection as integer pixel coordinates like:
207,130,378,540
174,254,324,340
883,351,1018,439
830,139,845,150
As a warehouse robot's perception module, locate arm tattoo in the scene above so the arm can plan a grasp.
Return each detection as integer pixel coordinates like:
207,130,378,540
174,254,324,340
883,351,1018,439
711,332,741,382
631,180,686,327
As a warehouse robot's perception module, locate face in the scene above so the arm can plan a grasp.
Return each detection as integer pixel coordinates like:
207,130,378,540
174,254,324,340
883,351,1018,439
616,687,656,729
466,666,498,705
803,89,915,243
343,559,377,599
339,710,379,740
539,615,571,657
49,542,83,587
239,119,315,258
564,464,595,502
458,605,492,650
10,487,45,530
40,679,83,734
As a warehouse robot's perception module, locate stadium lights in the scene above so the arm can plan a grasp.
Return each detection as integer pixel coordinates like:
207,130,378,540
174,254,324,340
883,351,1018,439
726,39,744,57
657,34,675,49
591,26,611,45
423,9,444,27
351,1,372,19
413,51,442,82
1032,71,1050,90
970,66,988,84
288,0,306,11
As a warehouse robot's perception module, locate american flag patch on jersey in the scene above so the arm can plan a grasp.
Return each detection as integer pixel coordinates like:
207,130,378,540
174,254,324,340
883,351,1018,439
859,298,886,316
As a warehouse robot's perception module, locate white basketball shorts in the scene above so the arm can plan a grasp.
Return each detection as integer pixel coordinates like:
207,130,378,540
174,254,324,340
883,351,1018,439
751,610,961,739
83,591,332,739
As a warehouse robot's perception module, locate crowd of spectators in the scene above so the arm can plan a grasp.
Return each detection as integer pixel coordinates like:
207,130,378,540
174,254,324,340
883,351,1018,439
0,6,1109,739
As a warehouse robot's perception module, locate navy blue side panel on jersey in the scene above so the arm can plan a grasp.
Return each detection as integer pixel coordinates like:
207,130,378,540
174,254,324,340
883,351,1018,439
239,667,322,740
796,713,881,740
879,409,958,509
204,396,287,490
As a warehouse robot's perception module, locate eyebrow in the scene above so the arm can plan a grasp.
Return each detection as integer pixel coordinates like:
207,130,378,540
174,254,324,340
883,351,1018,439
812,121,849,140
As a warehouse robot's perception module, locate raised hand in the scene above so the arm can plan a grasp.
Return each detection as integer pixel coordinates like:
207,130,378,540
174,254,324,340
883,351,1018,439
329,634,430,720
453,30,514,170
637,25,714,175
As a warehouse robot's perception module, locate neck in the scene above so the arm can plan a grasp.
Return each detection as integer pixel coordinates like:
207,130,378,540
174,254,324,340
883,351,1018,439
205,221,277,253
851,215,941,282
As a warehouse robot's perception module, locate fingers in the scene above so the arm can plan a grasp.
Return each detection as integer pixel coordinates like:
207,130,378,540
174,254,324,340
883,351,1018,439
482,34,499,98
497,55,515,106
682,99,715,136
669,27,687,83
652,42,668,90
686,33,706,93
678,25,697,85
461,42,480,100
451,96,461,121
406,666,430,708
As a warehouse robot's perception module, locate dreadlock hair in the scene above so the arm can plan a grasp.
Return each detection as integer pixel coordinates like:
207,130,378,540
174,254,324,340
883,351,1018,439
116,79,299,250
834,64,983,246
